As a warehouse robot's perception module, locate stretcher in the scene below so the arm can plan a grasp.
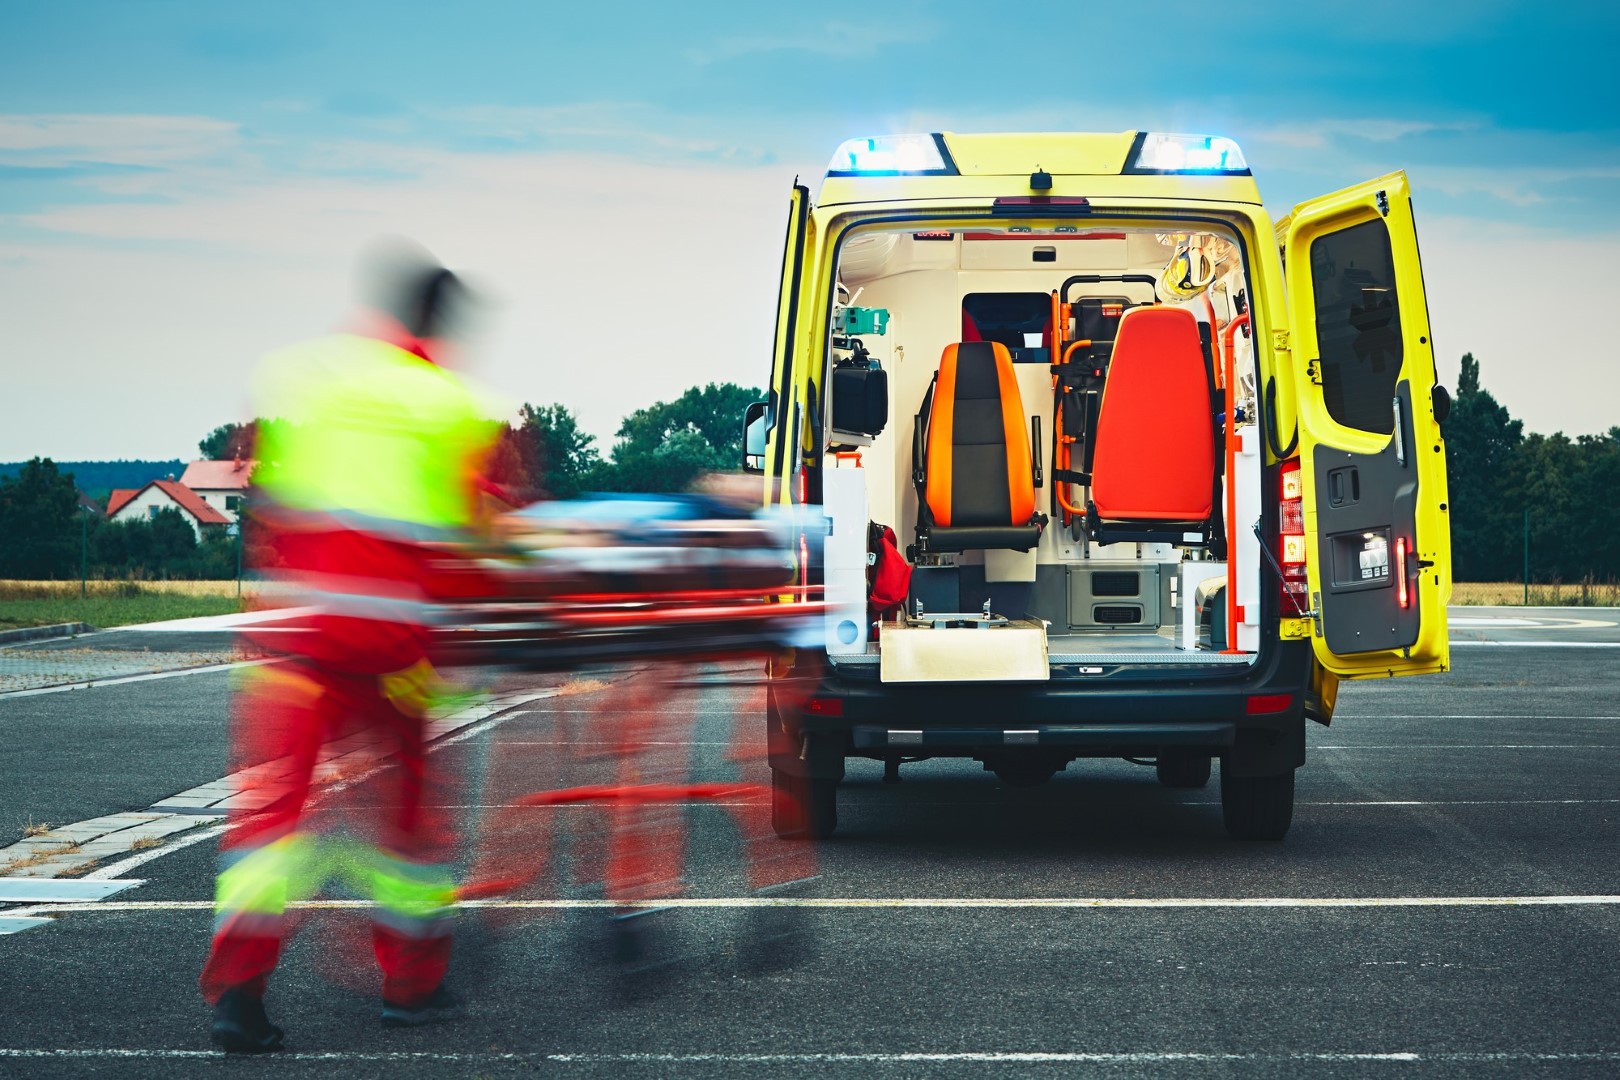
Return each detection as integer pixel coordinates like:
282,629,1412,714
419,493,828,945
430,493,830,670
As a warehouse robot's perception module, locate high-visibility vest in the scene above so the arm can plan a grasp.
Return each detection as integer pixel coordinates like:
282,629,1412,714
253,334,500,536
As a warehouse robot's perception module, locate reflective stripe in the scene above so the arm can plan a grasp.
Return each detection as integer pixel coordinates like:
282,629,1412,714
214,834,317,919
371,905,455,938
277,587,443,625
255,503,470,546
370,852,456,924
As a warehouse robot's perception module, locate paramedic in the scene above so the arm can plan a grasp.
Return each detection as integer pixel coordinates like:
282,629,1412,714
200,244,500,1052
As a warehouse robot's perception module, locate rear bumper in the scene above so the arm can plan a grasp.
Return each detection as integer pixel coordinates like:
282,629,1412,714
770,639,1313,779
852,722,1235,751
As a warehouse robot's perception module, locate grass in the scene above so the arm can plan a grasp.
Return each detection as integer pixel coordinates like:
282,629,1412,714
0,580,246,631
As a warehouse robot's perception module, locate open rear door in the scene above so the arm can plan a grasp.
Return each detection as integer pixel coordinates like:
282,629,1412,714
1281,171,1451,678
765,183,813,508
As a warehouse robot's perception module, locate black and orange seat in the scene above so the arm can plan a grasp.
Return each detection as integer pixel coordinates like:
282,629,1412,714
911,341,1046,556
1083,306,1220,548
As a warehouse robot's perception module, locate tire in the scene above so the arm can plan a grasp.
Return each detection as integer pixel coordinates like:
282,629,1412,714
1220,767,1295,841
771,768,837,840
1156,753,1212,789
992,759,1061,788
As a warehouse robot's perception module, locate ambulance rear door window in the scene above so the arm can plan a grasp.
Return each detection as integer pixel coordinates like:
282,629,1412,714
1309,218,1402,435
961,293,1051,364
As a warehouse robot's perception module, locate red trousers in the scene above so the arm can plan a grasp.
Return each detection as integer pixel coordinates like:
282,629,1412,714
200,655,454,1006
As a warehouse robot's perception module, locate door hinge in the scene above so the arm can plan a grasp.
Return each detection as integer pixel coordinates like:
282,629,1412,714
1376,189,1389,217
1310,592,1324,637
1271,329,1290,354
1305,358,1323,385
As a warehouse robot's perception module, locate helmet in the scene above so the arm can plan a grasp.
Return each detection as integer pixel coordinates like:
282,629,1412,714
1155,233,1217,302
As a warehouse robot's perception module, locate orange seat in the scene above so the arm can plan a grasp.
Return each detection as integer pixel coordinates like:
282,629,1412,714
1086,307,1219,546
912,341,1045,555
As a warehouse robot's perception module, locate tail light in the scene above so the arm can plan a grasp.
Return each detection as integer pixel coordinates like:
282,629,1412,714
1396,536,1410,609
1278,460,1309,613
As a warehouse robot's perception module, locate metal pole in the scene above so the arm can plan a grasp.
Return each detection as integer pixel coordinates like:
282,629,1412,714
1522,507,1529,606
80,509,88,598
236,520,243,599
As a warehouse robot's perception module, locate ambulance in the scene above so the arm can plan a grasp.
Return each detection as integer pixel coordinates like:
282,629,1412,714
747,131,1452,841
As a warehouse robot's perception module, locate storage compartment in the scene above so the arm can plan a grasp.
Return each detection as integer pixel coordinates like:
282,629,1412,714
1067,564,1161,630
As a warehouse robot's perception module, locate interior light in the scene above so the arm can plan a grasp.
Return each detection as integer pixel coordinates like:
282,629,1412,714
828,134,951,176
1128,133,1249,174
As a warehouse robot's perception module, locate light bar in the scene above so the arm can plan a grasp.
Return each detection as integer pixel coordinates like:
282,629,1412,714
1127,132,1249,174
827,134,955,176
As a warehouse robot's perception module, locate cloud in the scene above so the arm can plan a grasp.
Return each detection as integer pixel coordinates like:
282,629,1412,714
430,102,765,160
0,114,243,170
685,17,938,65
0,142,794,460
1249,118,1481,150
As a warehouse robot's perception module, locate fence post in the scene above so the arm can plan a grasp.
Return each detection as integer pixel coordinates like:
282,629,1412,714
1522,507,1529,606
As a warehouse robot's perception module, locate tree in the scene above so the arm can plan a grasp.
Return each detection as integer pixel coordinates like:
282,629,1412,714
522,403,600,500
89,508,200,578
592,383,762,493
1443,354,1523,580
198,422,258,460
0,458,81,578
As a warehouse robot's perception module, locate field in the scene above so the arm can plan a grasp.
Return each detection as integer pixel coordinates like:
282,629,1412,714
0,580,249,631
1,578,1613,634
1451,580,1620,606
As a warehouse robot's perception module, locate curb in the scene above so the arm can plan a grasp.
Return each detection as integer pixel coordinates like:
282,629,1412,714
0,623,93,646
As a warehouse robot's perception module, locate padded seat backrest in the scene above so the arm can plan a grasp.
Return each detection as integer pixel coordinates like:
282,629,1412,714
924,342,1035,528
1090,307,1215,522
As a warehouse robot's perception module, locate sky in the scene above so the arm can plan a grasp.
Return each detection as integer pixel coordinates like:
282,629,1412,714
2,0,1618,462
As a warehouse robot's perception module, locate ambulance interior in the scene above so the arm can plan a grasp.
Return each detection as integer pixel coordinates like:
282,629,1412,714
822,223,1265,664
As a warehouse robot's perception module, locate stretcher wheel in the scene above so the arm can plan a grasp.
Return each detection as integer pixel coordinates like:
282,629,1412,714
1155,754,1212,789
771,769,837,840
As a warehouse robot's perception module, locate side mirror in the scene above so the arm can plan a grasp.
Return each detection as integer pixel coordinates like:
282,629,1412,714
743,400,771,474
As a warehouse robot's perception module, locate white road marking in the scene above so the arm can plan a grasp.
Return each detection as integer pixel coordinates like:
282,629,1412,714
1332,715,1620,720
1451,641,1620,648
14,894,1620,915
0,687,564,930
1450,616,1615,629
0,879,141,903
0,657,274,699
1,1049,1619,1064
1315,744,1620,750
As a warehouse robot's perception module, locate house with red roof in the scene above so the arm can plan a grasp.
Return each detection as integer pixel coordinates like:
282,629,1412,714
178,457,254,523
107,479,232,540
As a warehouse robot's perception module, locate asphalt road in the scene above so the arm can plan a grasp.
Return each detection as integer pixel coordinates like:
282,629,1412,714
1,608,1617,1078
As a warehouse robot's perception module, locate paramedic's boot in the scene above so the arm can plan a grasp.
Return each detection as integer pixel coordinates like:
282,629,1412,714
210,988,285,1053
381,984,463,1028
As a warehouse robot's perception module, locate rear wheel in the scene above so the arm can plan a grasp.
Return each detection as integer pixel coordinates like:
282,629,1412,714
1220,767,1295,841
771,768,837,840
1156,753,1212,789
